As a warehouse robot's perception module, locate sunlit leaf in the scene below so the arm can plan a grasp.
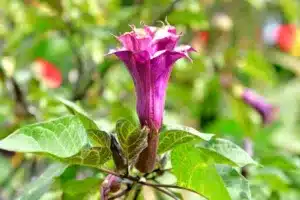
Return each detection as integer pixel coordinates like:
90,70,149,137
217,165,252,200
204,138,257,167
171,144,231,200
57,97,110,148
158,124,214,154
0,116,87,158
196,147,237,166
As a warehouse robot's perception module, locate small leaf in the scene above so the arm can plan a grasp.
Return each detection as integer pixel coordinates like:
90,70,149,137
18,163,68,200
57,97,110,148
115,119,137,137
217,165,252,200
62,147,112,168
171,144,231,200
205,138,256,167
115,119,148,166
0,116,87,158
88,129,111,148
158,124,214,154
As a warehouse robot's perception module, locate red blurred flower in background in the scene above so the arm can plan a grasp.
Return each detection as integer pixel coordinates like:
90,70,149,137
276,24,297,52
32,58,62,89
262,22,299,55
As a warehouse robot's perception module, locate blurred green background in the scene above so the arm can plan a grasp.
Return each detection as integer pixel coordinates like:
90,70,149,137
0,0,300,199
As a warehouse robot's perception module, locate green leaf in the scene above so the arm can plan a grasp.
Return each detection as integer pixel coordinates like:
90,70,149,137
205,138,256,167
115,119,137,136
60,147,112,168
171,144,231,200
18,163,68,200
196,147,237,166
87,129,111,148
115,119,148,165
158,124,214,154
0,116,87,158
217,165,252,200
57,97,110,148
62,177,102,197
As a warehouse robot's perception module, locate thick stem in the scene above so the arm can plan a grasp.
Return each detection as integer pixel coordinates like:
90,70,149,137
135,130,159,173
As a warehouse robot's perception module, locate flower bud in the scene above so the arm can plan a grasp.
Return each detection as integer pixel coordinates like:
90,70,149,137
100,174,122,200
234,86,279,125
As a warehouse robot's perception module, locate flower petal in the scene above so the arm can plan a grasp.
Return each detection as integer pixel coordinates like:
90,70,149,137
150,50,185,81
144,25,157,38
151,28,180,52
117,32,151,52
174,45,196,61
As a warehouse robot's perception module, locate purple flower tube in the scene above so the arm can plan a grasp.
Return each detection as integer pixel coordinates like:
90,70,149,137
242,89,279,125
107,24,194,172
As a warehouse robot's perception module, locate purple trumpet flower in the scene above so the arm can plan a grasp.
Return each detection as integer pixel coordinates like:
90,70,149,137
107,24,194,172
242,89,279,125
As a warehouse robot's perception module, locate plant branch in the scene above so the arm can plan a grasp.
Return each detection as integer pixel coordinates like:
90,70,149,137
60,22,87,101
63,21,85,75
8,77,37,120
152,0,181,25
97,168,202,199
149,184,179,200
133,185,142,200
141,181,200,196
